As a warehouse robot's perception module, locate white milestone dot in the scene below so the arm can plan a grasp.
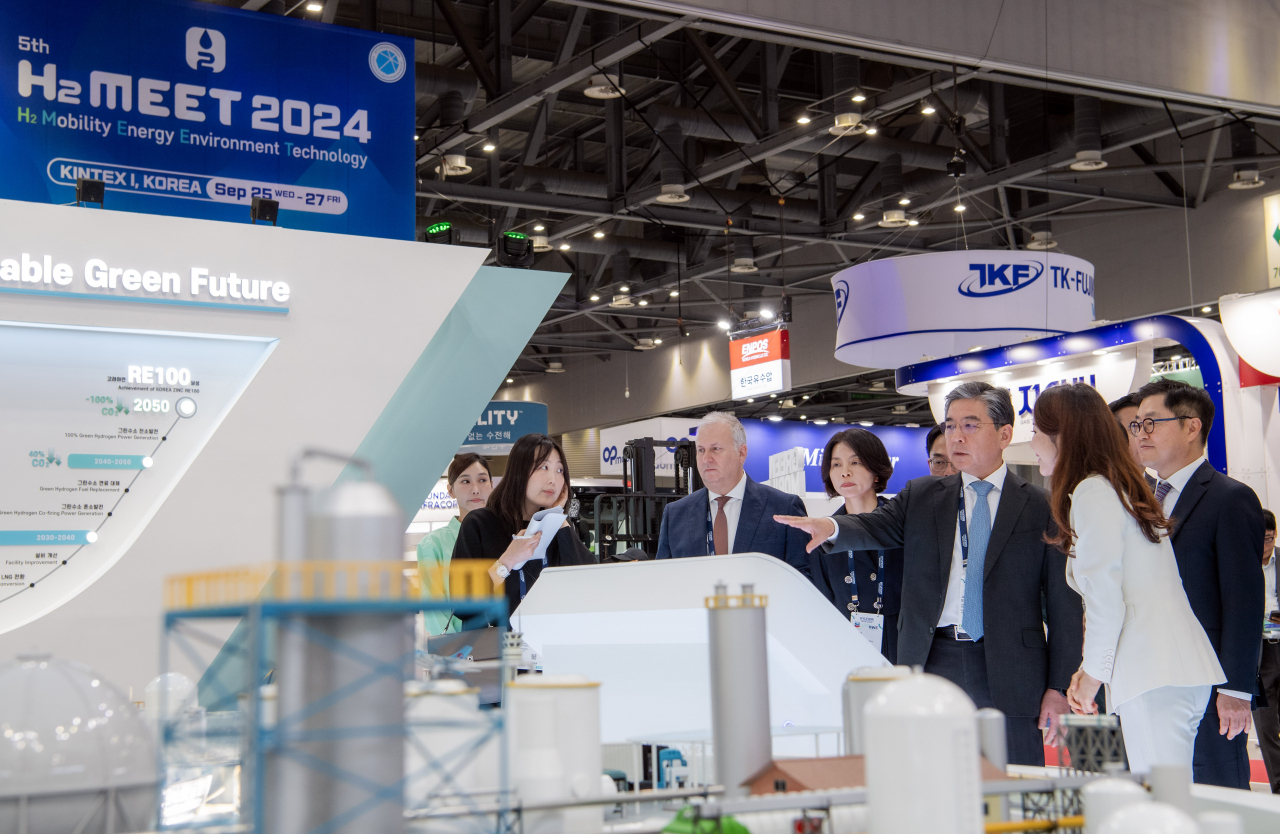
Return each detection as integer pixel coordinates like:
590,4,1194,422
85,531,98,543
142,457,153,468
176,397,197,417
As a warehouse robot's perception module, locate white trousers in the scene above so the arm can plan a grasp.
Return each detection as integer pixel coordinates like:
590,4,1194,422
1114,684,1213,774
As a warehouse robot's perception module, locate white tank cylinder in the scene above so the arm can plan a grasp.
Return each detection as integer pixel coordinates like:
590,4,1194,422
404,678,499,819
864,672,982,834
1146,764,1192,814
506,674,602,834
842,665,913,755
707,583,771,799
1081,777,1150,834
1096,802,1199,834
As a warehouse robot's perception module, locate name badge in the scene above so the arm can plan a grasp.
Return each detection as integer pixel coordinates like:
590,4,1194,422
853,612,885,654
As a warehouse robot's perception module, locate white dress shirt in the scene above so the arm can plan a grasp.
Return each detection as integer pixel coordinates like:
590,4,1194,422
938,464,1008,628
1154,454,1251,702
708,473,748,554
1264,553,1278,618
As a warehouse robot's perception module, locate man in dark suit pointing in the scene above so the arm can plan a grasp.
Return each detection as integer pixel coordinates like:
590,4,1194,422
656,411,812,578
1134,379,1264,788
777,382,1083,765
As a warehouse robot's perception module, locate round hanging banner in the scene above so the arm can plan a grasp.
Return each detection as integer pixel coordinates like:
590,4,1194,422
831,250,1096,369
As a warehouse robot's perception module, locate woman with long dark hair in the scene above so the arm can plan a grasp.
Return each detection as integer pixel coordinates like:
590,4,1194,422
815,428,905,662
417,453,493,635
1030,383,1223,773
453,434,594,615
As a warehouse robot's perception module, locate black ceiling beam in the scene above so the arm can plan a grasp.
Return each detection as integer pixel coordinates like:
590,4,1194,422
683,30,765,139
432,0,502,98
1127,143,1190,202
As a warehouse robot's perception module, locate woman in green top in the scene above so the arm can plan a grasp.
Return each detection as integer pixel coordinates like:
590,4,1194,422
417,453,493,634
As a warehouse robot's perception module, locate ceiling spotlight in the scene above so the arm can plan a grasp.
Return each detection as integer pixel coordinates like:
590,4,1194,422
413,134,419,141
769,393,777,399
851,91,867,103
559,243,571,251
859,421,873,427
801,394,810,399
898,197,911,206
1201,306,1212,313
813,419,829,426
717,320,731,330
1092,349,1109,356
746,398,755,403
306,2,323,9
638,299,649,306
506,377,514,383
482,142,497,152
1036,359,1057,366
593,229,605,238
853,212,865,220
760,309,774,319
669,290,679,298
800,415,807,420
583,73,625,99
907,219,919,226
864,125,878,135
796,115,812,125
767,415,783,422
1170,354,1182,361
654,338,663,344
533,223,545,232
921,103,936,115
1229,169,1266,189
620,285,630,292
954,204,966,212
879,209,909,228
589,294,600,301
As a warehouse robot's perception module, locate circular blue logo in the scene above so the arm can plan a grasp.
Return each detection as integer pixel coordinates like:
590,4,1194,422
368,42,406,83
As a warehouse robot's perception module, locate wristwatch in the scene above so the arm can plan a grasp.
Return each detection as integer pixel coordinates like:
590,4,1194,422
494,563,511,580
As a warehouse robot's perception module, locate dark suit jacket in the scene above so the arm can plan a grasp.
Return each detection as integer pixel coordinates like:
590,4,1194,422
826,470,1083,718
655,476,812,579
1168,460,1265,697
815,502,905,663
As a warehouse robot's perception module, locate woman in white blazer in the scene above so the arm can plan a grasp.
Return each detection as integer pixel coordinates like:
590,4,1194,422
1030,383,1224,774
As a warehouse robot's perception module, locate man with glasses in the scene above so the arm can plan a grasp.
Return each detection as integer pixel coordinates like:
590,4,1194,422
1108,393,1143,465
927,424,959,477
1254,510,1280,793
775,381,1082,765
1133,378,1264,788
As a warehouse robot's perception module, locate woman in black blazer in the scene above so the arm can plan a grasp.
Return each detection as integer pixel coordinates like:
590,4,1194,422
453,433,594,616
815,428,904,664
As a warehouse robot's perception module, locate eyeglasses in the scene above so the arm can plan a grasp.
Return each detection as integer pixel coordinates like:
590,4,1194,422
1128,416,1187,436
943,420,995,435
928,456,952,473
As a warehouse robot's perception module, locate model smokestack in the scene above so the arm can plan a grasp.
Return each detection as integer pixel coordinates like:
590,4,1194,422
706,582,771,798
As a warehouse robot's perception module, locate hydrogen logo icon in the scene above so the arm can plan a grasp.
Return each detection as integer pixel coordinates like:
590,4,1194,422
368,42,406,83
185,27,226,72
834,279,850,325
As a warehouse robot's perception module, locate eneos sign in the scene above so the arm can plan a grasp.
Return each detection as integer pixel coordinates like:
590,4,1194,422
730,326,791,400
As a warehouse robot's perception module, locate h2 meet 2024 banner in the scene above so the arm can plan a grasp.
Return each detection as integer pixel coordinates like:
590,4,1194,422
1,0,414,239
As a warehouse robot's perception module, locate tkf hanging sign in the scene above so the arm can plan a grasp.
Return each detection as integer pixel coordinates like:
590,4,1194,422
1,0,413,239
831,250,1096,370
730,326,791,400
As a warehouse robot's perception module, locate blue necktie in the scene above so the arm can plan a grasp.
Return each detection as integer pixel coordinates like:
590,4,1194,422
962,480,994,641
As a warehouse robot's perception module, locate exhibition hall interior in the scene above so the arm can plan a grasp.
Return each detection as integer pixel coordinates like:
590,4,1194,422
4,0,1280,832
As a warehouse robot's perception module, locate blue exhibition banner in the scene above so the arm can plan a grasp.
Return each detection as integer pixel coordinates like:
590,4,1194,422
461,401,549,454
1,0,414,239
737,419,931,495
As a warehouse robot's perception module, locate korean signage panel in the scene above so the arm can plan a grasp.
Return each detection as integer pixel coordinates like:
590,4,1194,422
461,401,548,455
730,326,791,400
1,0,414,239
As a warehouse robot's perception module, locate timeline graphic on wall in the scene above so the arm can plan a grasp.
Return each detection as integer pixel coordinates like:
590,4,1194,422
0,320,275,633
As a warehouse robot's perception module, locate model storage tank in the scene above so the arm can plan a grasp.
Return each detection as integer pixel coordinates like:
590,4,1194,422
404,678,499,823
842,666,912,755
864,672,982,834
506,674,601,834
707,583,771,799
265,474,410,834
0,654,157,833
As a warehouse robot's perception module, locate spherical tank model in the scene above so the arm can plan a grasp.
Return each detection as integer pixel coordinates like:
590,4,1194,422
864,672,982,834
